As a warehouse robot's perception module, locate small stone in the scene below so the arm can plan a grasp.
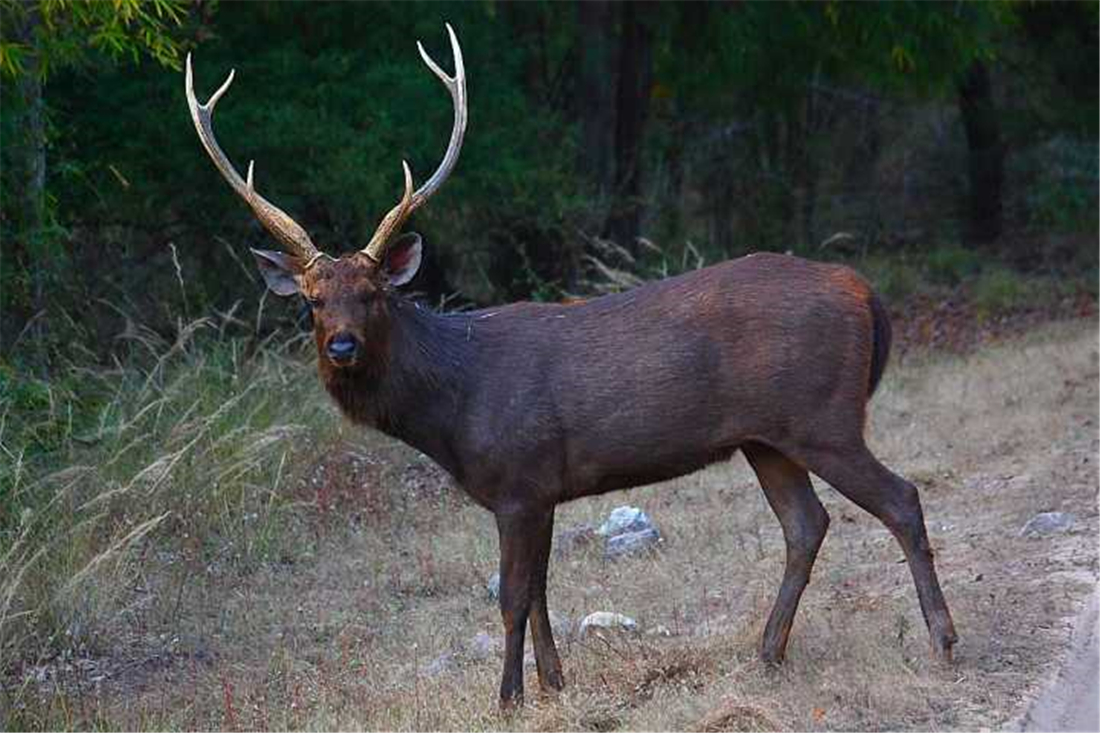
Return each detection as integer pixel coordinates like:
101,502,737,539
1020,511,1075,538
486,572,500,600
605,527,661,559
597,506,655,538
579,611,638,637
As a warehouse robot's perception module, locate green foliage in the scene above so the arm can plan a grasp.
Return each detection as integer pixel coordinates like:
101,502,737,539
925,244,984,286
1025,138,1100,233
858,254,923,303
0,0,186,79
971,267,1041,317
0,363,82,458
1,0,1096,362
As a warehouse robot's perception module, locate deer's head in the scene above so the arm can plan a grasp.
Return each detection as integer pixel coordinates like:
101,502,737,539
185,24,466,371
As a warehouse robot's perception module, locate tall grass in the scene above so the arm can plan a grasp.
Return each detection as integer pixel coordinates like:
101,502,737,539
0,314,340,720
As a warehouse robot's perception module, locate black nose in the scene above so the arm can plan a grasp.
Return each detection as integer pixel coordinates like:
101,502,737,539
327,333,359,363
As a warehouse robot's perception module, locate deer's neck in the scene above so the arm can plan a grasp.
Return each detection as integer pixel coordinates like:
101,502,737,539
324,297,476,479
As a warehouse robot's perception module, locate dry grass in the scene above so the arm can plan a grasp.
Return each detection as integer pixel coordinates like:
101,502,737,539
3,318,1097,731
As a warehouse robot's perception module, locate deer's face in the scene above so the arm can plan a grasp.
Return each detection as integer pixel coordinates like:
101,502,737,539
251,233,422,371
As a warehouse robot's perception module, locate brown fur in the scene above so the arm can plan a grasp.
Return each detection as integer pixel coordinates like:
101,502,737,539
299,250,956,708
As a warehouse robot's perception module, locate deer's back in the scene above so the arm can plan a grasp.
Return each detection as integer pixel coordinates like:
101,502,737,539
457,253,879,502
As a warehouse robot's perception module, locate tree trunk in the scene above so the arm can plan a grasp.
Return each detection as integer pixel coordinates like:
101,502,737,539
14,7,48,363
797,68,822,252
958,59,1004,245
605,1,653,254
576,1,616,210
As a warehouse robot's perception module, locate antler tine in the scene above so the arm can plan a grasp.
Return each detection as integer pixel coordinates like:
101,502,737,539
410,22,467,208
362,161,414,263
360,23,467,262
185,53,322,263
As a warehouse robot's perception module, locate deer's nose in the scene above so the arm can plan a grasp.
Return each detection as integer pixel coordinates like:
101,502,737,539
326,333,359,364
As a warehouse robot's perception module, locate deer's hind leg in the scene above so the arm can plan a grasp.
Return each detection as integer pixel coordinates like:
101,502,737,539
743,441,831,664
796,441,958,662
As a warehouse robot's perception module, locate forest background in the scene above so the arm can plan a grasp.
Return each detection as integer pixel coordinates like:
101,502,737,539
1,2,1098,728
3,1,1097,355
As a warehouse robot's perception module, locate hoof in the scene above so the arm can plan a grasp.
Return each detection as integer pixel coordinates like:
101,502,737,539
931,633,958,664
538,670,566,694
760,646,787,667
499,694,524,716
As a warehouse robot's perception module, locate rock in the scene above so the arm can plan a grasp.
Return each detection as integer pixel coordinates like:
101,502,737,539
597,506,654,538
554,523,598,556
579,611,638,637
1021,511,1075,538
486,572,500,600
605,527,661,559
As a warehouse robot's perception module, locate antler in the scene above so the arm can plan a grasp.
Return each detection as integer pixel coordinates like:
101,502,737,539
361,22,467,263
185,54,324,265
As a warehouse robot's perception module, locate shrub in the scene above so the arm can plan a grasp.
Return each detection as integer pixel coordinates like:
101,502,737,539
971,267,1040,317
857,255,923,303
925,244,984,286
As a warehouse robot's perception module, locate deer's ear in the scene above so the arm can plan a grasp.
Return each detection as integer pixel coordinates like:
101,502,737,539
383,233,423,287
250,249,303,296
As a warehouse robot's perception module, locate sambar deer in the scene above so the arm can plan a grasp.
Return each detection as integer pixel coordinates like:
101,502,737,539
185,24,957,709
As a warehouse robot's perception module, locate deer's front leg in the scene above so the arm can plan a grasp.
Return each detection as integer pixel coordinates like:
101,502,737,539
495,506,555,711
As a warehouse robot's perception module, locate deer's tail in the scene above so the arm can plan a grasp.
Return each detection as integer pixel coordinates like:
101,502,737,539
868,292,892,398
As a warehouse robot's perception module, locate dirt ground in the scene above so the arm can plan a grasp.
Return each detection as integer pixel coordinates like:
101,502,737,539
8,318,1099,731
1017,592,1099,732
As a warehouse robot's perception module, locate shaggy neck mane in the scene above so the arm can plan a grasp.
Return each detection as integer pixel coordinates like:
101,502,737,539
322,294,476,478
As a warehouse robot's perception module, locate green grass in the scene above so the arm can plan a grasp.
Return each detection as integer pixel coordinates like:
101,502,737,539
0,318,341,719
855,248,1092,318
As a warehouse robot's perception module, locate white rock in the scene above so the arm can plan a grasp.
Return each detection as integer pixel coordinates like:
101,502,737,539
1020,511,1075,538
605,527,661,558
579,611,638,637
597,506,654,537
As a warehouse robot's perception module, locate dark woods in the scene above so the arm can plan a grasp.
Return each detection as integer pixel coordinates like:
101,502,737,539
1,1,1097,361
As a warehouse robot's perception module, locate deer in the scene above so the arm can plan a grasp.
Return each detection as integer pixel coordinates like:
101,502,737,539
185,23,957,710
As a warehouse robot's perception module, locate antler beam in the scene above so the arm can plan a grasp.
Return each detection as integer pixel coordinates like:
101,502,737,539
362,23,467,263
185,54,324,264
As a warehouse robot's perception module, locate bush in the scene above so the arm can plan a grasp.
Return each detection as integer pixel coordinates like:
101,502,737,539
1023,137,1100,234
925,244,984,285
857,255,923,303
976,267,1042,314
